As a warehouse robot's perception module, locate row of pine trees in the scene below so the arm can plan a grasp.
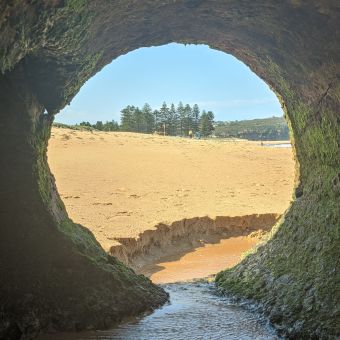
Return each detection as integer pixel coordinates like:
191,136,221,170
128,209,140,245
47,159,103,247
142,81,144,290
79,102,215,137
120,102,214,137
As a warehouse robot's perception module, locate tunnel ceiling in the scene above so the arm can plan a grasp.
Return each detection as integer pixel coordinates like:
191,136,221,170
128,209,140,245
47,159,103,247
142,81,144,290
1,1,339,114
0,1,339,339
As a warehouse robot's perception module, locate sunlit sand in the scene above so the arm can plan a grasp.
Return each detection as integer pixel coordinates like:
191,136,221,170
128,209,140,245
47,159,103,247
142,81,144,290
48,127,295,281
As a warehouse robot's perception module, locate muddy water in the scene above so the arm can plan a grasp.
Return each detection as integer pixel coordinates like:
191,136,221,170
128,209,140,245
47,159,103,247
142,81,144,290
139,236,259,283
40,282,279,340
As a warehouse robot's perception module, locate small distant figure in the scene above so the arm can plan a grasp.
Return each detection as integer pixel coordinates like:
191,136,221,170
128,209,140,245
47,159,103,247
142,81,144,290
261,141,263,146
195,131,201,139
188,130,193,139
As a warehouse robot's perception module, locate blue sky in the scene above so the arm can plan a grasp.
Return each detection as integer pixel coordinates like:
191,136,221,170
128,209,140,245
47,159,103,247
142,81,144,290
56,43,283,124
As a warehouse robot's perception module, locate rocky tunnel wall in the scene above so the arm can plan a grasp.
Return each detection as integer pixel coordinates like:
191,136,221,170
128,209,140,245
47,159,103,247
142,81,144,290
0,1,339,338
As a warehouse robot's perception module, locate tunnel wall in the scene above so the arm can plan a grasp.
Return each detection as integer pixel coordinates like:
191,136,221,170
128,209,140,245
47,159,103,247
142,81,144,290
0,1,339,338
0,61,167,339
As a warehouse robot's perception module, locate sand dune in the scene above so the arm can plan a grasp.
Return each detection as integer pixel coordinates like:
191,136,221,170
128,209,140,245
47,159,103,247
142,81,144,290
48,128,295,252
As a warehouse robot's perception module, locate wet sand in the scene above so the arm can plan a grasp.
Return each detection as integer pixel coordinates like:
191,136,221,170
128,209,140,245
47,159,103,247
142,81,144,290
48,128,294,282
139,236,259,283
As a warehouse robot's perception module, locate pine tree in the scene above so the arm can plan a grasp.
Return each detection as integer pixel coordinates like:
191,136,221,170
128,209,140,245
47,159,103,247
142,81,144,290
177,101,185,136
183,104,192,136
134,107,143,133
159,102,169,134
103,120,119,131
200,110,215,137
121,105,136,131
168,103,178,136
192,104,200,133
80,121,92,127
94,121,104,130
142,103,155,133
153,109,161,133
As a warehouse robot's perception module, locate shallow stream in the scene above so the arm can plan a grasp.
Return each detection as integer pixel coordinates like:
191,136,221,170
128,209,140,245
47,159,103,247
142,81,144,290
41,281,279,340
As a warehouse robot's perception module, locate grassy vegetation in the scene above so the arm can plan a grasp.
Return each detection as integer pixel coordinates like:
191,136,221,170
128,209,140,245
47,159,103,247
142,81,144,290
214,116,290,140
53,122,95,131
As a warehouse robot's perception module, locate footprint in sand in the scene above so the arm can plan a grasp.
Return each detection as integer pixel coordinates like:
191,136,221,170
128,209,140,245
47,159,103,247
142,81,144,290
61,134,70,141
116,211,131,216
92,202,113,206
129,194,141,199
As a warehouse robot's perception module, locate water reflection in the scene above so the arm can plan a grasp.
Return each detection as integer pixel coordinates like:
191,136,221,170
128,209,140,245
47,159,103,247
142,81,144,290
40,282,280,340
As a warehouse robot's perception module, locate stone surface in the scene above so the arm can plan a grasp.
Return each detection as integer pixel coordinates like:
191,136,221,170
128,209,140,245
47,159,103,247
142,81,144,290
0,1,339,339
0,61,168,340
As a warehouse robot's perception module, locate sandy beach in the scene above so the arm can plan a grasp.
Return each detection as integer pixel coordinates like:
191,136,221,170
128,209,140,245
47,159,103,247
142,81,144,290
48,127,295,281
